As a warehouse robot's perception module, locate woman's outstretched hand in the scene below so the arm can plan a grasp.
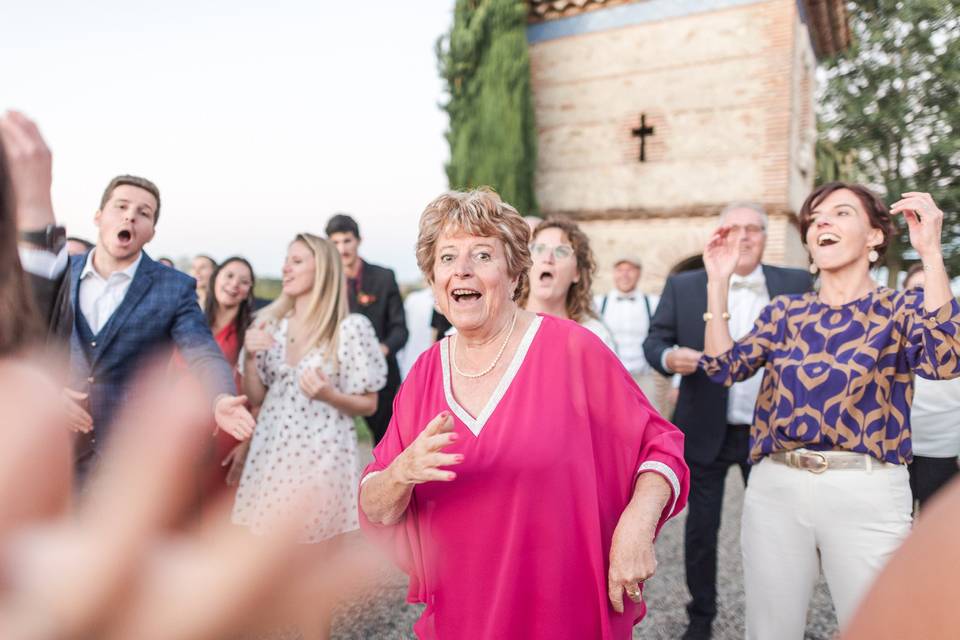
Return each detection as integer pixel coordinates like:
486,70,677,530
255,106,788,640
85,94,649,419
390,412,462,485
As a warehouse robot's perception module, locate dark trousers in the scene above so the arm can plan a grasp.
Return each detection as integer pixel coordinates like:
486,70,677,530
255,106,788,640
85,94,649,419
908,455,959,508
367,361,401,444
685,424,751,626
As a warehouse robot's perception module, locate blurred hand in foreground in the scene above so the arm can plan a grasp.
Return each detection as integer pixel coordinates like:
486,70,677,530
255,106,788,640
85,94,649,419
0,358,384,640
842,476,960,639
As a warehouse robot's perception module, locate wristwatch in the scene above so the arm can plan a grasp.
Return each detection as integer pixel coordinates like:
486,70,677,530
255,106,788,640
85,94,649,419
19,224,67,253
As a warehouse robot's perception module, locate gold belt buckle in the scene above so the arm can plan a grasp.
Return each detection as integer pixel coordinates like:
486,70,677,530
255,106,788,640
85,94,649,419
804,452,829,474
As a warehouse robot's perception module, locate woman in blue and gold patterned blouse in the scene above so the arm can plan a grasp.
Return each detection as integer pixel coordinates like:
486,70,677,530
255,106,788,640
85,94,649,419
699,182,960,639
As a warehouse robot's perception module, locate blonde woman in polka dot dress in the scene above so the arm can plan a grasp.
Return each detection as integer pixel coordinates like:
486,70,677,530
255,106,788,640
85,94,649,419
233,234,386,636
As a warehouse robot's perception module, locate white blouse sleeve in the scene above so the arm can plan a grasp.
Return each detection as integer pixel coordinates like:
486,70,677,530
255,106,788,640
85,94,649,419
582,318,618,354
338,314,388,395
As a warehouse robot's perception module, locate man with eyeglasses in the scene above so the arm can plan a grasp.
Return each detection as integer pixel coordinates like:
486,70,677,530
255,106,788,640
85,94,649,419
643,202,812,640
596,255,661,409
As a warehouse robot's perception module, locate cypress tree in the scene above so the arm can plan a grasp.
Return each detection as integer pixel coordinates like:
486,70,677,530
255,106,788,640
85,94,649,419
437,0,540,215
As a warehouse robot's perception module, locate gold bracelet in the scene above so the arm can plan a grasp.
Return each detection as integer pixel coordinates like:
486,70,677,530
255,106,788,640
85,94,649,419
703,311,731,322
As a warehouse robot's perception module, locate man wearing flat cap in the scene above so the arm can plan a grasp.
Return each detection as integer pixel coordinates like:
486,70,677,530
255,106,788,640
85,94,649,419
596,255,662,411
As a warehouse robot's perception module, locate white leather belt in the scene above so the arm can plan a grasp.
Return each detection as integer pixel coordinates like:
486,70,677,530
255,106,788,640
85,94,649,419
768,449,887,473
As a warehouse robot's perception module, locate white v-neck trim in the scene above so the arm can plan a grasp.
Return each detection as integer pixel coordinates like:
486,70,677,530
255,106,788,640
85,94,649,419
440,315,543,436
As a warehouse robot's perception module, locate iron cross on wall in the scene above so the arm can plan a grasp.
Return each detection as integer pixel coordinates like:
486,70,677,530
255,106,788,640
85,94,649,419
631,114,655,162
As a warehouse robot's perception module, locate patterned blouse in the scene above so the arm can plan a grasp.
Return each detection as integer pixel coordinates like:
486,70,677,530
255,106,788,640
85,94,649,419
699,288,960,464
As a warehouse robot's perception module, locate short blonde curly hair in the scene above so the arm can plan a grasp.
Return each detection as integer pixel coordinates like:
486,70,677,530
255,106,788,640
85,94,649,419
416,189,532,300
518,218,598,323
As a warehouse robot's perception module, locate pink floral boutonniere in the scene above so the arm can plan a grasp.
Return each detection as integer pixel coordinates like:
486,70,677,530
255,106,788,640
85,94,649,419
357,291,377,306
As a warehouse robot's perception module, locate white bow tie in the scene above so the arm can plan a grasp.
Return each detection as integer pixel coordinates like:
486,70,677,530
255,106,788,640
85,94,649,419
730,280,765,294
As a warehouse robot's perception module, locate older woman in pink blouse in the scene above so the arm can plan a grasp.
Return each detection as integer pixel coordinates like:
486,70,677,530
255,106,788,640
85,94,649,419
358,189,689,640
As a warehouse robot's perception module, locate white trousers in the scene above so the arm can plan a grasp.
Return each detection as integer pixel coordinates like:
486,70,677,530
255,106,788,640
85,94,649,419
741,455,913,639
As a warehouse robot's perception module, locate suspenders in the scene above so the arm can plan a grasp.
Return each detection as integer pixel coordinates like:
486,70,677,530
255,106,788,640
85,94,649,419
601,293,651,323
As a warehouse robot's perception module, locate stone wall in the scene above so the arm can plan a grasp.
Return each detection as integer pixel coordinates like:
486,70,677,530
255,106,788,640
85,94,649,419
529,0,804,215
528,0,813,292
582,212,808,295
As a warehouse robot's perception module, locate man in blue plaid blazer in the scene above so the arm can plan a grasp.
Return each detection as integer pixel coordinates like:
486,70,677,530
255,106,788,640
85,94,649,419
57,175,255,475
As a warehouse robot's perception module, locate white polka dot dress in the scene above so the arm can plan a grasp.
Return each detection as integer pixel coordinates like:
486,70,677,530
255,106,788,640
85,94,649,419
232,314,387,543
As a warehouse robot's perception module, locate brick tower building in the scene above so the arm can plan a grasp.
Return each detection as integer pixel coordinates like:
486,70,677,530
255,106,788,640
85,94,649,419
526,0,849,292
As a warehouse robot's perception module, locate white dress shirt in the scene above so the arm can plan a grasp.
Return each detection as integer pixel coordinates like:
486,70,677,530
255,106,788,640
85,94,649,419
911,376,960,458
726,265,770,425
78,250,144,334
396,287,437,380
18,245,69,280
597,288,659,375
18,245,145,335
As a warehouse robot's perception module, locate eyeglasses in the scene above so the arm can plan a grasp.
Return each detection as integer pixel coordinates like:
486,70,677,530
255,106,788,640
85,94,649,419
727,224,765,235
530,243,575,260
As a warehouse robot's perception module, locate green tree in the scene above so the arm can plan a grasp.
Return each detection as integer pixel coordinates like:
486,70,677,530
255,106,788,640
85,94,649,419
437,0,540,215
817,0,960,283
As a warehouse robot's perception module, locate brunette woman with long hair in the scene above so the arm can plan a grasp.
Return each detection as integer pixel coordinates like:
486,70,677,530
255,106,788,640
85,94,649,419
520,217,616,351
197,257,257,493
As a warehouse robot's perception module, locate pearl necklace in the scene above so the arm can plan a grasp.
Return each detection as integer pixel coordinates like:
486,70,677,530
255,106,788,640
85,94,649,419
451,311,519,379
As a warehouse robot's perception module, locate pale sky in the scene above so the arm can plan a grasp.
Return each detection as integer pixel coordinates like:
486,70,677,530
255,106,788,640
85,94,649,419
2,0,454,283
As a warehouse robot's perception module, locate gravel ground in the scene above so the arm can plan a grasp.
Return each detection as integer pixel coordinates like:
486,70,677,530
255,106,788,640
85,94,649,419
330,450,840,639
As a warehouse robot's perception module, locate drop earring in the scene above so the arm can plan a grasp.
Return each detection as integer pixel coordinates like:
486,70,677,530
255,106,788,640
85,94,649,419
868,249,879,263
808,263,819,274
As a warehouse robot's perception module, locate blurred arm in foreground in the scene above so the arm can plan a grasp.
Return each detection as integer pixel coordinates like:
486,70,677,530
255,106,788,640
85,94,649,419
0,359,384,640
842,476,960,640
0,110,71,343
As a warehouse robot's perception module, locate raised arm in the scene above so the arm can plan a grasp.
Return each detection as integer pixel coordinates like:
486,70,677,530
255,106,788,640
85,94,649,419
2,111,71,336
360,412,461,526
889,193,960,381
891,192,951,312
698,226,779,384
3,111,56,237
703,226,738,357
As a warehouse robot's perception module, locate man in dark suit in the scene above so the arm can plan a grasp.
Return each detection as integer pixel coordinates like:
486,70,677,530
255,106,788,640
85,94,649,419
326,214,408,444
18,171,255,477
643,203,812,640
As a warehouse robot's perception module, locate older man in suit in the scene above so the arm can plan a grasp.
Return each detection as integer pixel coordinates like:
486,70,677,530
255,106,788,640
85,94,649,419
326,213,408,444
17,170,254,477
643,202,812,640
